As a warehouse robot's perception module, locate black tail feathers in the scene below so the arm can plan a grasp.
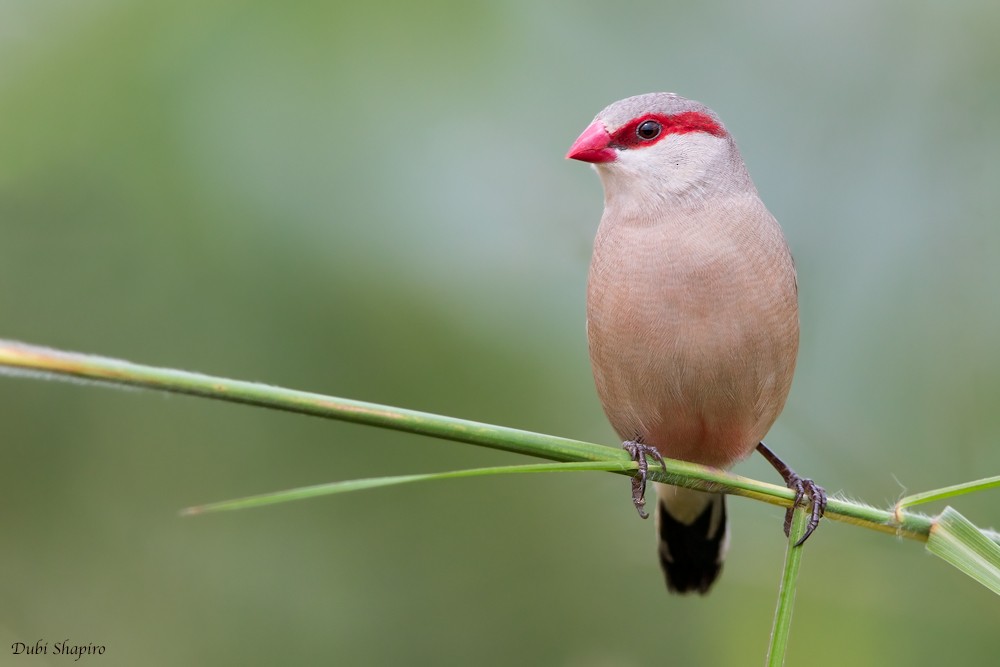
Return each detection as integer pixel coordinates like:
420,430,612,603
656,493,728,595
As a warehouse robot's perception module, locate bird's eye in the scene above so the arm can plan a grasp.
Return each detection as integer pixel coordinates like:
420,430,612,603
636,120,662,140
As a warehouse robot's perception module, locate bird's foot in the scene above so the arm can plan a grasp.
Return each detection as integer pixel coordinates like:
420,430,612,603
756,442,826,546
623,438,666,520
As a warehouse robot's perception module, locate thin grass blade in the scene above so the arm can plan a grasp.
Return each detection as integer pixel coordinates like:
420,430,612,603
896,475,1000,512
181,460,633,515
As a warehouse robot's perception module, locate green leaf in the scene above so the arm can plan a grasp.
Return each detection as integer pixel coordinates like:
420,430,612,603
926,507,1000,595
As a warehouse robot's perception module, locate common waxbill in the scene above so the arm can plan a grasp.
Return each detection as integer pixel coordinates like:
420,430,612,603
567,92,825,594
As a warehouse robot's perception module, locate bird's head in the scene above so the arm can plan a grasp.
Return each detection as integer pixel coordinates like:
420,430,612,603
567,93,752,211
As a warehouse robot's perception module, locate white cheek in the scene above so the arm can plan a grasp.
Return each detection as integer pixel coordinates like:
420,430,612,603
637,134,721,179
600,133,726,205
661,134,720,182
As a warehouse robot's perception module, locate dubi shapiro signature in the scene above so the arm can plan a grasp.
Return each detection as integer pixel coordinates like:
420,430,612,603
12,640,106,661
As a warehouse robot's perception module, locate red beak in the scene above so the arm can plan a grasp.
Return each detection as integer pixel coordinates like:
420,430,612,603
566,120,616,163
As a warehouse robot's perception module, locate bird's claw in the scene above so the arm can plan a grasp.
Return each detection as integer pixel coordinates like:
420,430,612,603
623,439,666,520
756,442,826,547
784,475,827,546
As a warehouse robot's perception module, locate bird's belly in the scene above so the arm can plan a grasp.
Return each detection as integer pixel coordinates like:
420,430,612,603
586,206,799,469
587,278,796,468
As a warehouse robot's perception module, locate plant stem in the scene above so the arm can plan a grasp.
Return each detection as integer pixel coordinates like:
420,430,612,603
0,339,934,540
766,507,809,666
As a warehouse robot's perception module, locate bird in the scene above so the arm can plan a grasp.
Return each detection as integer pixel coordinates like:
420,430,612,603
566,92,825,594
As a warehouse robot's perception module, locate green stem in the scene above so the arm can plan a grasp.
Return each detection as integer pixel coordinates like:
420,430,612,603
767,508,809,666
0,339,933,540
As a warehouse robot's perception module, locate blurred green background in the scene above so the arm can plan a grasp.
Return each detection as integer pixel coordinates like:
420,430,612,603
2,1,999,665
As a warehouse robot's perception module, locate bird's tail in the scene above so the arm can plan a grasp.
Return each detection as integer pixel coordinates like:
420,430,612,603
655,484,729,594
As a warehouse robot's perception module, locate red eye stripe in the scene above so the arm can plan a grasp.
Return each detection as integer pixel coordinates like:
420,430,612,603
609,111,726,149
